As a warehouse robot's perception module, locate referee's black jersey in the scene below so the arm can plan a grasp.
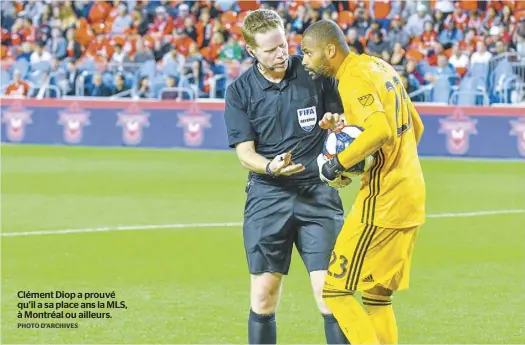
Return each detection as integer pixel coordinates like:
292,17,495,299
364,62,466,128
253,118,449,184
224,55,344,185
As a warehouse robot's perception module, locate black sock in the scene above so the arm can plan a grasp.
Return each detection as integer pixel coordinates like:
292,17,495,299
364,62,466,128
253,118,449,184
248,309,276,344
323,313,350,344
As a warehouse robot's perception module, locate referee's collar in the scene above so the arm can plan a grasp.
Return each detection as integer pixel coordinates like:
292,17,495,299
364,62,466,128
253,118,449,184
253,57,296,90
336,53,355,81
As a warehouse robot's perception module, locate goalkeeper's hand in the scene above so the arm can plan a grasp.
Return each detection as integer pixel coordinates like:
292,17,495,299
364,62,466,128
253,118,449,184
317,154,352,188
319,112,347,130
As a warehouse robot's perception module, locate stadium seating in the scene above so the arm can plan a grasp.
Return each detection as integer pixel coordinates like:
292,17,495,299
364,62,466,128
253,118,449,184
1,0,524,104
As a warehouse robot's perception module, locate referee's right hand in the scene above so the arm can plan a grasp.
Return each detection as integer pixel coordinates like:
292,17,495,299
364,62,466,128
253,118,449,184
268,152,305,176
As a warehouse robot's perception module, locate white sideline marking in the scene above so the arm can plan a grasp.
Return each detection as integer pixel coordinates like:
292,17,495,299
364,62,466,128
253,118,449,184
2,210,524,238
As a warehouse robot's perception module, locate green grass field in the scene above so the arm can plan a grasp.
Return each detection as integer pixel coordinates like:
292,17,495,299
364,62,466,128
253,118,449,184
1,144,525,344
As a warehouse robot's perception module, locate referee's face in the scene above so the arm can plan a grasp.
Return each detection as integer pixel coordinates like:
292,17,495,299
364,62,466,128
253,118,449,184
251,27,289,72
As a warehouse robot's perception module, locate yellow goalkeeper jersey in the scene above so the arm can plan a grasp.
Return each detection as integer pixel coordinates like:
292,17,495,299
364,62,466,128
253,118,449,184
336,54,426,228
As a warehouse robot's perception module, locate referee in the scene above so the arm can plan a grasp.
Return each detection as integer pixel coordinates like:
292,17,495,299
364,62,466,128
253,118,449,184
223,9,348,345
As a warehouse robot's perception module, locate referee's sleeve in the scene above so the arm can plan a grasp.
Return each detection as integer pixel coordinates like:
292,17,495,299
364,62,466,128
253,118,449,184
224,84,256,148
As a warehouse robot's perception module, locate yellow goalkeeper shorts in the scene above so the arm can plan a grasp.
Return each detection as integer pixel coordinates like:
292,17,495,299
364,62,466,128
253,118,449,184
324,220,420,292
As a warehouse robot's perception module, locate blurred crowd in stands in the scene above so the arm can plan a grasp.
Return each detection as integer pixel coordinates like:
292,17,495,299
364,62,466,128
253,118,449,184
1,0,525,104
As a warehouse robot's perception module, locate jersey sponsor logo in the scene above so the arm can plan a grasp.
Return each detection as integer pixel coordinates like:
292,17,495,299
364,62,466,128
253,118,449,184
117,103,150,145
58,103,90,144
510,117,525,157
297,106,317,132
439,108,477,155
177,103,211,147
357,94,374,107
1,101,33,142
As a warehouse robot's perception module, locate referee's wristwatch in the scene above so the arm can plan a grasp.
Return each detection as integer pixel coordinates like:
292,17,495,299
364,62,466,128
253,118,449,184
266,162,277,177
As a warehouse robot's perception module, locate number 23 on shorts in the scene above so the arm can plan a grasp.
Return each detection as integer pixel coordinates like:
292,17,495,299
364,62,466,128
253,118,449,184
327,251,349,279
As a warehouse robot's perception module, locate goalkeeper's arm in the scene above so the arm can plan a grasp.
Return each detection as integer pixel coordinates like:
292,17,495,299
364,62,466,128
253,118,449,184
408,101,424,145
337,111,392,169
320,111,392,181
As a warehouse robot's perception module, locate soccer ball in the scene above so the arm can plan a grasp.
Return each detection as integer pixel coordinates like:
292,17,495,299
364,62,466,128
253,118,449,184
322,125,375,177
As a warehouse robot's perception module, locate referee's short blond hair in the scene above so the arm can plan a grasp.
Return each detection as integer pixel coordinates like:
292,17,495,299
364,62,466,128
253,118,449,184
241,9,284,48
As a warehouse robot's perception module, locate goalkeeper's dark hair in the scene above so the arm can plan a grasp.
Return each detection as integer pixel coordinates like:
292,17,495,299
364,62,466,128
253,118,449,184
303,19,349,50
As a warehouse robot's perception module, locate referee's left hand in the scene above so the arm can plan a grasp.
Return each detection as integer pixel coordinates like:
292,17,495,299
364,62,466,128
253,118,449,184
269,152,305,176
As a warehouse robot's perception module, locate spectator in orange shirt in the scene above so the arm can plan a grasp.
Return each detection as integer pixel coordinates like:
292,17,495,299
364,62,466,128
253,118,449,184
87,32,113,61
5,69,30,97
10,17,28,46
370,0,391,29
420,20,438,50
196,10,213,48
89,1,111,25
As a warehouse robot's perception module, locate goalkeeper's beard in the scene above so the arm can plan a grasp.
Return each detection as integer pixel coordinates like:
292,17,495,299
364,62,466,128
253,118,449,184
307,59,333,79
